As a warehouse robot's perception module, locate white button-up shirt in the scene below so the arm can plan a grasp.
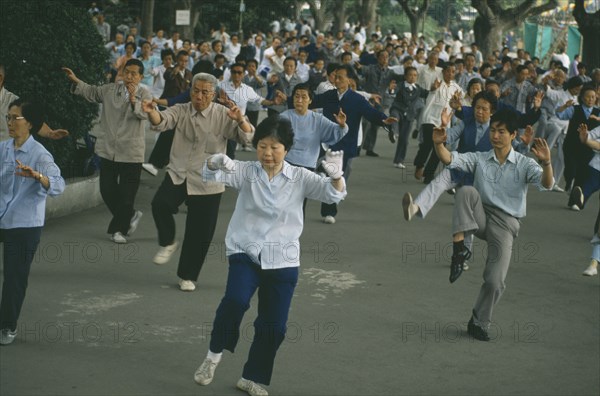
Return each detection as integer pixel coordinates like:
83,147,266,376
203,160,347,269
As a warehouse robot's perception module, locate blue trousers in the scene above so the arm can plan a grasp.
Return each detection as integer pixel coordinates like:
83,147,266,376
582,166,600,205
209,253,298,385
0,227,42,331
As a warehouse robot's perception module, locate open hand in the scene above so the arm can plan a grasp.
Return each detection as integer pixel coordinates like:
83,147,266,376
334,108,347,127
530,138,551,163
578,123,589,143
440,107,453,128
15,159,39,179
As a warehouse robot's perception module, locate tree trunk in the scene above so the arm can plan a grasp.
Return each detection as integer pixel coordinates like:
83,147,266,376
356,0,378,29
332,0,347,33
396,0,430,41
179,0,200,41
140,0,155,40
408,14,419,40
573,0,600,69
307,0,329,32
473,16,507,57
471,0,558,58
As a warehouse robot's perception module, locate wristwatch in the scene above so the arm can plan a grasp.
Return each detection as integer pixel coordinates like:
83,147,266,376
38,173,44,181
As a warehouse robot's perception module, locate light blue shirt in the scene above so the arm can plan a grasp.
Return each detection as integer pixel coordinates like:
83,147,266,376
203,160,347,269
556,105,595,120
280,110,348,168
141,56,162,87
448,148,550,218
0,135,65,228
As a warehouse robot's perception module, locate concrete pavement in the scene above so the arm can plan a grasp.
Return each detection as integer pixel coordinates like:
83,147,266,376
1,128,598,396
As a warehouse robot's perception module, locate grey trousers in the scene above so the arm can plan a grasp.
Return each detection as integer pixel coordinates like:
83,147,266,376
452,186,520,329
415,168,456,218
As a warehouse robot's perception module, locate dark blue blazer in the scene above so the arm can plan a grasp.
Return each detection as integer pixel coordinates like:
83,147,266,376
310,88,388,158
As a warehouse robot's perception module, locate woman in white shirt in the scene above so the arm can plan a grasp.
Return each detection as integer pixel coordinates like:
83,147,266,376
194,115,346,396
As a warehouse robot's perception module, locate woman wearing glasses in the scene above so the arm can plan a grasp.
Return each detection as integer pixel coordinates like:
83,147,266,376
0,99,65,345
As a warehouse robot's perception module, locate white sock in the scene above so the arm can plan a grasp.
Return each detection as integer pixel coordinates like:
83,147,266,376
207,350,222,363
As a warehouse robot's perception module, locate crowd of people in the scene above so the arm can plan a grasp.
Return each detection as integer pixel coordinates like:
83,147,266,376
1,7,600,396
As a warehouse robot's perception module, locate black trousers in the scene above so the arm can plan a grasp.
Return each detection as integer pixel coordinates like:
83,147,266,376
99,158,142,235
413,123,440,182
246,110,259,128
0,227,42,331
148,129,174,169
151,174,222,281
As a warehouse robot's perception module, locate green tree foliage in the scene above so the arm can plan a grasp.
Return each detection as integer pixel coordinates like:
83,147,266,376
0,0,107,177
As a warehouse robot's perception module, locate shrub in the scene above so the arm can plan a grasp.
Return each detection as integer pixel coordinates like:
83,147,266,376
0,0,107,178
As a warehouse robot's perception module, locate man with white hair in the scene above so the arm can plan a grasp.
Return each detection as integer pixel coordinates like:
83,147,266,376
142,73,254,292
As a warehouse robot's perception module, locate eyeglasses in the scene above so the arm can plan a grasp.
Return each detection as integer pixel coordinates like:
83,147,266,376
5,115,25,123
231,70,244,75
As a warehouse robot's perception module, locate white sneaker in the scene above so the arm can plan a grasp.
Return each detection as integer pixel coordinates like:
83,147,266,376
127,210,143,236
582,260,598,276
194,357,218,385
569,204,581,211
463,261,470,271
179,279,196,291
393,163,406,169
153,242,178,265
552,184,565,193
237,378,268,396
402,192,419,221
322,215,336,224
142,163,158,176
111,232,127,244
0,329,17,345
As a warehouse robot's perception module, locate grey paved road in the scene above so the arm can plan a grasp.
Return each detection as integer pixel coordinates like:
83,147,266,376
1,128,598,396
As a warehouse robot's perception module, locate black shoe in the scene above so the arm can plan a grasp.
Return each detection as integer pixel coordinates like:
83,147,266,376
412,129,419,139
383,125,396,143
567,186,584,210
467,316,490,341
446,188,456,195
365,150,379,157
450,246,471,283
388,130,396,143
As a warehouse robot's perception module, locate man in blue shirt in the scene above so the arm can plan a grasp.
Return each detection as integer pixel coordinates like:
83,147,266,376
432,108,553,341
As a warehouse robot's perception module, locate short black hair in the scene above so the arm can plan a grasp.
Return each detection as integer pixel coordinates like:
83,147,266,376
9,98,44,135
334,64,357,81
125,58,144,74
516,65,528,74
442,61,455,71
579,85,597,104
326,62,339,76
485,78,500,88
124,42,137,51
472,90,498,112
566,76,584,90
192,60,213,74
252,115,295,151
292,82,313,101
284,56,297,67
160,48,175,61
246,58,258,67
490,108,518,134
467,78,484,93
